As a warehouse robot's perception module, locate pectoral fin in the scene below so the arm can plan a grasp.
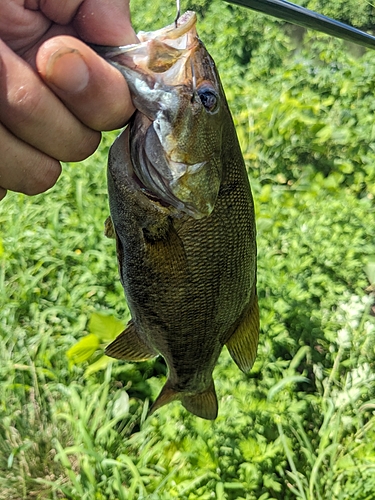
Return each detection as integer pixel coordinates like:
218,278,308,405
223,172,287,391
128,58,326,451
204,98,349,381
104,216,116,239
226,289,259,373
105,321,157,361
149,379,218,420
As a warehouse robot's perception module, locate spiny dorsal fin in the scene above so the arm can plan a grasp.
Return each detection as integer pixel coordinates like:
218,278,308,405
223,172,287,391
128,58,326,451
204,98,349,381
105,321,157,361
226,289,259,373
149,379,218,420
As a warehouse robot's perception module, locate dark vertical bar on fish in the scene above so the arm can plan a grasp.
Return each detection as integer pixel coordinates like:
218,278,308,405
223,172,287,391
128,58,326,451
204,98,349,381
224,0,375,50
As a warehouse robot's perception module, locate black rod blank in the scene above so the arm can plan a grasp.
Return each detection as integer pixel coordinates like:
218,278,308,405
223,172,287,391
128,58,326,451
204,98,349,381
225,0,375,50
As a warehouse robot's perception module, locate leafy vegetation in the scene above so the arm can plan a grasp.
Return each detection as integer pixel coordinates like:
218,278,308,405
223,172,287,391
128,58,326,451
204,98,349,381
1,0,375,498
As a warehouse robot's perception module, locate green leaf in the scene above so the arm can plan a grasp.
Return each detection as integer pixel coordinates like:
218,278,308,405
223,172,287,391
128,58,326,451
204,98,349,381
88,312,125,342
84,355,113,378
263,474,282,492
314,125,333,143
365,260,375,286
66,333,100,364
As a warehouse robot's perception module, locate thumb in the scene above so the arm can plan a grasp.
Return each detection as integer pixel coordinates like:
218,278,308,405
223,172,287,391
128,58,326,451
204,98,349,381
37,36,135,131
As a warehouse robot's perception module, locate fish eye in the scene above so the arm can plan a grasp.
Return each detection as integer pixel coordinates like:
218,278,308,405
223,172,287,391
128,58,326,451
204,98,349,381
197,87,218,113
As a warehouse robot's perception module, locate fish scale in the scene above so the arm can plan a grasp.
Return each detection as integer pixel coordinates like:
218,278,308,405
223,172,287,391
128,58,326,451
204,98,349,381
99,11,259,420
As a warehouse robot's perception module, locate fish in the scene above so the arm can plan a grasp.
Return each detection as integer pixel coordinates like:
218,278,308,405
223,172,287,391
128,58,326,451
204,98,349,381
98,11,259,420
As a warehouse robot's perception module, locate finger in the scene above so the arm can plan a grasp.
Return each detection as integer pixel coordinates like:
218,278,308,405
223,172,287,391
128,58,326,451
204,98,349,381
34,0,85,25
0,123,61,196
36,36,135,131
0,39,100,162
74,0,137,45
1,1,50,52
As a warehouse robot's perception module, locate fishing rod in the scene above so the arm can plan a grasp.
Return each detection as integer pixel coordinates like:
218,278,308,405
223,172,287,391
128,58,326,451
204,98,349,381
224,0,375,51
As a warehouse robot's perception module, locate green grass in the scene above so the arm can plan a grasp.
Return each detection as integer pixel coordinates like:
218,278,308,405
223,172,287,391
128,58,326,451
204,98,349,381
1,130,374,498
1,0,375,498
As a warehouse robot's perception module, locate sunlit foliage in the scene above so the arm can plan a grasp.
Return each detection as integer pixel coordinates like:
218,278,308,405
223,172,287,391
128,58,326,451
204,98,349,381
1,1,375,498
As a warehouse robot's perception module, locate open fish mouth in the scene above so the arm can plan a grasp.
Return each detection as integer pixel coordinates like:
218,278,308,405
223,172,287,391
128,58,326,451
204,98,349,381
96,11,198,75
96,11,222,219
94,11,200,96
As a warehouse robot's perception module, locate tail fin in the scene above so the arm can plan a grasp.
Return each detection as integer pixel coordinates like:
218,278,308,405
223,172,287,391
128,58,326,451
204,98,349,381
149,379,218,420
180,380,218,420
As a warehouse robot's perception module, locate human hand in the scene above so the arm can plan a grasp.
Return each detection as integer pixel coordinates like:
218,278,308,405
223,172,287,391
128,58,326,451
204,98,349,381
0,0,138,201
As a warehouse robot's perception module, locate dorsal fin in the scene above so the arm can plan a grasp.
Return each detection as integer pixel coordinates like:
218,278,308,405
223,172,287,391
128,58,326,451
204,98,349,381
226,288,259,373
149,379,218,420
105,321,157,361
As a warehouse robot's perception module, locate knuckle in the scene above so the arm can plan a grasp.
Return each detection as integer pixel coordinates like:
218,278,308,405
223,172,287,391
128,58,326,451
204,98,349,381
8,85,43,127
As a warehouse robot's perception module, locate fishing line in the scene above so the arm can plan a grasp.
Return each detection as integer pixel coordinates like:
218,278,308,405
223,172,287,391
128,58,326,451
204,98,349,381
175,0,181,27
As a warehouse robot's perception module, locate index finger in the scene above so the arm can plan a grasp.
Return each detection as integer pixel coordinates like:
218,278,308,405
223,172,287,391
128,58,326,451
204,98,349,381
38,0,136,45
73,0,136,45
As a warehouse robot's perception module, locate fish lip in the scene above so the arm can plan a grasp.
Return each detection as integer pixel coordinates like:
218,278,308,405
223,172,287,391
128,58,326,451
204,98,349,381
94,11,197,58
94,11,199,90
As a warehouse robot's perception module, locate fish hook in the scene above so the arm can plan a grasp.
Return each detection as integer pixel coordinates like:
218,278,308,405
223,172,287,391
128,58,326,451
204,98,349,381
174,0,181,28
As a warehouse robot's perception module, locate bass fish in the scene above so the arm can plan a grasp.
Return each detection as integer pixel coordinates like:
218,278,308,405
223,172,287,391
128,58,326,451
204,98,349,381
99,11,259,420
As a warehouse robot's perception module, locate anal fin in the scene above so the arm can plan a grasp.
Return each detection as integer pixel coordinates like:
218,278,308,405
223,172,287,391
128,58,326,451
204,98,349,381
149,379,218,420
105,320,157,361
226,288,259,373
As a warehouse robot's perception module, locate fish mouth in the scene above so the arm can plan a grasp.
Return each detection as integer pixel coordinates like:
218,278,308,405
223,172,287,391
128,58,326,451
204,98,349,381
94,11,199,89
97,11,221,219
